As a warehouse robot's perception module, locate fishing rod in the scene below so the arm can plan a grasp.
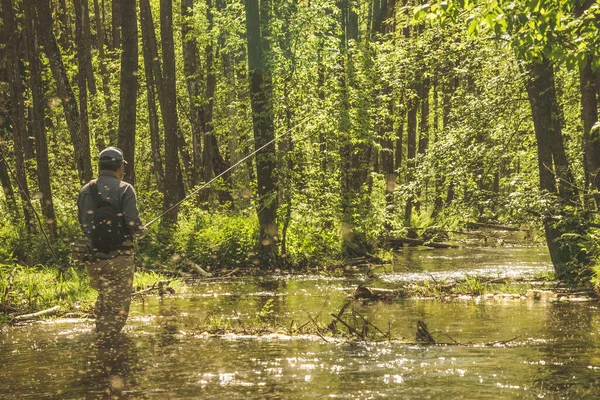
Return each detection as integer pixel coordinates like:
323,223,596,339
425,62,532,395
0,149,60,263
144,110,319,228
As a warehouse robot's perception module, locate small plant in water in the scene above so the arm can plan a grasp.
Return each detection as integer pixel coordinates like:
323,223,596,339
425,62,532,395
256,298,275,322
459,276,488,296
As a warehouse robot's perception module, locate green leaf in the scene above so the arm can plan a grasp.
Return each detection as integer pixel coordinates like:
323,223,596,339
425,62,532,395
467,18,479,36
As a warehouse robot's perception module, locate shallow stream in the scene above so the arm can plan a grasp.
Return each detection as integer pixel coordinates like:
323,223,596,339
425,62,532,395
2,247,600,399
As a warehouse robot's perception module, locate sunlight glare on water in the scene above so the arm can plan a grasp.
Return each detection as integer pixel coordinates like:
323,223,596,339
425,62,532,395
2,247,600,398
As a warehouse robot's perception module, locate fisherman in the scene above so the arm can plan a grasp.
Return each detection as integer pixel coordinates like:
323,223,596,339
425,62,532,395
77,146,145,337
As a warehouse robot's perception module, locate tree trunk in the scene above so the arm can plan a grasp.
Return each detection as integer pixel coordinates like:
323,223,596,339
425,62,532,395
182,0,203,186
25,0,56,237
526,57,579,278
404,89,418,225
200,0,217,203
160,0,182,224
94,0,116,145
111,0,121,50
3,0,34,231
140,0,165,187
35,0,92,185
93,0,114,146
117,0,138,185
245,0,279,262
56,0,71,50
75,0,92,182
578,60,600,207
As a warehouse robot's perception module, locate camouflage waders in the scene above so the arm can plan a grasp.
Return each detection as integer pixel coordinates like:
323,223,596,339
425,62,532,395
86,252,134,336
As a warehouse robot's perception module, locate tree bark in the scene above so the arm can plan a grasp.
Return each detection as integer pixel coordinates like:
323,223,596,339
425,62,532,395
404,89,418,226
35,0,92,185
245,0,279,262
111,0,121,50
117,0,138,185
182,0,203,186
93,0,114,146
140,0,165,187
579,61,600,207
161,0,182,224
75,0,92,182
526,57,578,278
56,0,71,50
25,0,56,237
200,0,217,202
3,0,34,231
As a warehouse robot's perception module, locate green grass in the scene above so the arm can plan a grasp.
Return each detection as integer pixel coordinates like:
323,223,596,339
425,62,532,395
0,264,182,324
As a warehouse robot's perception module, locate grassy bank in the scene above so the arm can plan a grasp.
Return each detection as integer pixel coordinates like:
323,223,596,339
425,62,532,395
0,264,180,325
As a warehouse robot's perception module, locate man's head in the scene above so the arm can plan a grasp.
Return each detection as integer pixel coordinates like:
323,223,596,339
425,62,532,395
98,147,127,179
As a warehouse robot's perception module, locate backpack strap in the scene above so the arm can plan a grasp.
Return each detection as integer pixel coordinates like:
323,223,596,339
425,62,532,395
88,179,104,208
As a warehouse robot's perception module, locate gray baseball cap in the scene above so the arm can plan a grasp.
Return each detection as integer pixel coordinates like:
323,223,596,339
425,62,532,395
99,146,127,164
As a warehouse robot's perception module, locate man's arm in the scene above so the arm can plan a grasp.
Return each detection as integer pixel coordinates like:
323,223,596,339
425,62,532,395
121,185,146,238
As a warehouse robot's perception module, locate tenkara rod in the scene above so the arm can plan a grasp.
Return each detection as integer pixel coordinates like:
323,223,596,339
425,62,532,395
144,111,318,228
0,149,60,263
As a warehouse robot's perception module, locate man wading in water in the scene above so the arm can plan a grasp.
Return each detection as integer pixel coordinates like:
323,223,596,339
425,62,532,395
77,147,145,337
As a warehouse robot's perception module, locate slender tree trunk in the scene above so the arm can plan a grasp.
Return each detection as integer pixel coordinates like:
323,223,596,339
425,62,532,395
140,0,165,187
526,57,579,278
111,0,121,50
161,0,182,224
24,1,56,237
415,79,429,213
35,0,92,185
182,0,203,186
200,0,217,202
404,89,418,226
93,0,114,146
56,0,71,50
0,151,17,215
117,0,138,185
578,60,600,207
245,0,279,262
82,0,97,96
3,0,34,231
75,0,92,181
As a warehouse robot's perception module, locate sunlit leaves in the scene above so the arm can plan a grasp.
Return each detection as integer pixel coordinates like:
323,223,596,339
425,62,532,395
415,0,600,71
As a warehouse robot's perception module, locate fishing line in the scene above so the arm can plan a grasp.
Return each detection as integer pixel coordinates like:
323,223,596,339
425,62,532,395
0,149,60,262
144,110,320,228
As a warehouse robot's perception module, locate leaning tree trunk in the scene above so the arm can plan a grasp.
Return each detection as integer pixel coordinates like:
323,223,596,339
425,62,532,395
117,0,138,185
160,0,182,225
25,0,56,237
3,0,34,232
35,0,92,185
245,0,279,263
526,57,579,279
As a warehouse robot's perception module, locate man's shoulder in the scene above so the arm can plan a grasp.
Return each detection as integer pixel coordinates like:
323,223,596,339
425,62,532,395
79,180,95,196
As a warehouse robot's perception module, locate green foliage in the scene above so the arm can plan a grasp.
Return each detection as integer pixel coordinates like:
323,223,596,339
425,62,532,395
173,209,260,268
0,264,95,315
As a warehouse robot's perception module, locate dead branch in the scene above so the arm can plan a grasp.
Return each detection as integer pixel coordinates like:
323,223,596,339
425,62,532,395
12,305,60,322
330,313,364,340
131,280,172,297
416,320,436,344
328,300,352,332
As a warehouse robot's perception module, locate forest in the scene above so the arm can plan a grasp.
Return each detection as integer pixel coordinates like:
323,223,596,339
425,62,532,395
0,0,599,282
3,1,600,397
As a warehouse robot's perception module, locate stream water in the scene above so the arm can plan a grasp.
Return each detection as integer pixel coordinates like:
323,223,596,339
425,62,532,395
2,246,600,399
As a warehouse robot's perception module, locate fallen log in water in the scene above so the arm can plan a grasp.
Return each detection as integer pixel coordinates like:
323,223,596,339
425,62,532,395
354,285,403,300
12,305,61,322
